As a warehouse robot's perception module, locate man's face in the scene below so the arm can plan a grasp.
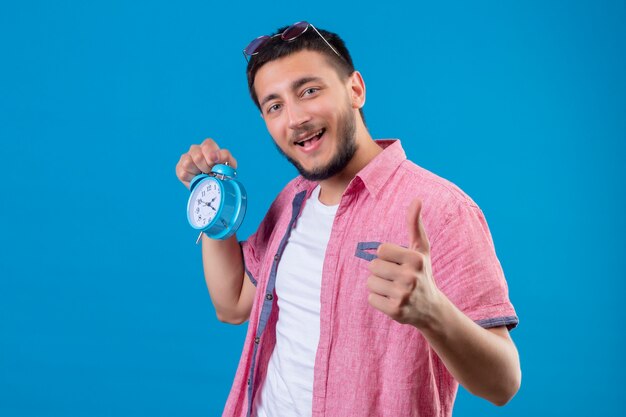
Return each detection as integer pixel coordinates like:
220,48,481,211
253,50,358,181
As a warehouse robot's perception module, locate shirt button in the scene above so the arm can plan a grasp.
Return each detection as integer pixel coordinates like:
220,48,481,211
254,337,260,344
265,293,273,300
274,255,279,261
247,378,251,385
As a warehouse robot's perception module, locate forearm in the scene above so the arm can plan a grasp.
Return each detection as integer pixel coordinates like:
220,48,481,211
201,233,247,321
420,294,521,406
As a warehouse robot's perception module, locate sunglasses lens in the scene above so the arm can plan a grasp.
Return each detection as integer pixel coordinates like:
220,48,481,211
281,21,309,41
245,35,271,56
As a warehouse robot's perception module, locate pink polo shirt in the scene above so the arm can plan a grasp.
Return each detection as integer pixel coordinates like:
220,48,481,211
223,140,518,417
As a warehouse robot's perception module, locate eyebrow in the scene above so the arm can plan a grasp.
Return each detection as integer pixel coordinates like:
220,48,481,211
259,76,324,109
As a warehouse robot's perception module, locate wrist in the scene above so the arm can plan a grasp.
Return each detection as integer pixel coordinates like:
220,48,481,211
416,288,451,338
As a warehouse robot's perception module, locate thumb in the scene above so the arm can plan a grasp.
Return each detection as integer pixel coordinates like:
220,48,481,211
408,199,430,253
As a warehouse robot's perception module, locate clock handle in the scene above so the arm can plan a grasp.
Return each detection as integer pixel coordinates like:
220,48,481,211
218,161,229,180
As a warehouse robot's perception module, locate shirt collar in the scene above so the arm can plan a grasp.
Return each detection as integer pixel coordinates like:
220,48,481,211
354,139,406,198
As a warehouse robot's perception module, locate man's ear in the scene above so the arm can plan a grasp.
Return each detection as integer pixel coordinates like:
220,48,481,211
349,71,366,109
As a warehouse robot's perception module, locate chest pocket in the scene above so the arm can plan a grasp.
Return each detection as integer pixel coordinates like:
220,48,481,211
341,240,391,329
354,241,381,261
346,237,411,329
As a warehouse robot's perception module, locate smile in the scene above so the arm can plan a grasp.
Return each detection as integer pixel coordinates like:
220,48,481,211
295,128,325,148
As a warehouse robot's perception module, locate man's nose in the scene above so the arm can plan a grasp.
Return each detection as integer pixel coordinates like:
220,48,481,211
286,103,311,130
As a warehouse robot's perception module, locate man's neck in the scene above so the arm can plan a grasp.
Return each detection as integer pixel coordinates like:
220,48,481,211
317,128,382,206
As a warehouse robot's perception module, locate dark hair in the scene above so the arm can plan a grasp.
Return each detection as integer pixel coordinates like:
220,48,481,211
246,24,365,123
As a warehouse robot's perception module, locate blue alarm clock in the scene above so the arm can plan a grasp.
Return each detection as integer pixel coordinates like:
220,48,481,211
186,163,247,241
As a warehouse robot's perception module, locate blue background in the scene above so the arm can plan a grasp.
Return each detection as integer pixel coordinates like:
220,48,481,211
1,1,624,416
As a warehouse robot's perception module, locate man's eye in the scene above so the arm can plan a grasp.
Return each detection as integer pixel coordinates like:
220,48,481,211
303,88,319,96
267,103,281,113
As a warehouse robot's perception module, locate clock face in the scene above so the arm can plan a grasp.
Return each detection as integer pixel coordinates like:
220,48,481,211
189,178,222,228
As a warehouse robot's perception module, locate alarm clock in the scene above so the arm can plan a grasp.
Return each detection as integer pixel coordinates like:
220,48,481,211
186,163,247,241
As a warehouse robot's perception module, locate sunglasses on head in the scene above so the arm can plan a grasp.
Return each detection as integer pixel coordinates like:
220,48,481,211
243,21,345,63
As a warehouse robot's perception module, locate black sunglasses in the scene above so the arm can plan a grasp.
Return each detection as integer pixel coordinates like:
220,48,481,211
243,21,345,63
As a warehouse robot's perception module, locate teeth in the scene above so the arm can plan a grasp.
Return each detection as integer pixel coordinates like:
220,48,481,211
296,129,323,145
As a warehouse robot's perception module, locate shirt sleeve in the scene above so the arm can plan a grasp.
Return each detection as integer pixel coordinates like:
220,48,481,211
239,196,283,288
239,240,258,287
430,201,518,330
240,225,268,288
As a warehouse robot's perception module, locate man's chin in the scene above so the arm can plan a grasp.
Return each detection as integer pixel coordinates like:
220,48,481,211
296,160,346,182
283,154,331,181
299,170,328,182
295,165,326,181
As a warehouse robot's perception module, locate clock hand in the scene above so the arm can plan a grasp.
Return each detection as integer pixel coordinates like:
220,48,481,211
198,199,213,208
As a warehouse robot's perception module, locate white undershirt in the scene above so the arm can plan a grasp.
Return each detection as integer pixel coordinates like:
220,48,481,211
254,185,338,417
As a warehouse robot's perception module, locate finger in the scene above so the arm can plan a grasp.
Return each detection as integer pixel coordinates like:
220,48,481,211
407,199,430,253
366,274,398,299
376,242,421,266
175,165,192,189
367,292,396,317
200,137,220,150
214,149,238,169
200,139,220,167
189,145,212,174
177,154,202,182
368,257,404,281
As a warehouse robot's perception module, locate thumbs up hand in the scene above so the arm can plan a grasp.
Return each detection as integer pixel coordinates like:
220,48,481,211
366,199,444,329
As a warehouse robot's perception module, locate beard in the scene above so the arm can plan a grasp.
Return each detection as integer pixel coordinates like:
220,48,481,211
273,103,358,182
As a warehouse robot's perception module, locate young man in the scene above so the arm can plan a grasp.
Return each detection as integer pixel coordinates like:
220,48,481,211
175,22,521,417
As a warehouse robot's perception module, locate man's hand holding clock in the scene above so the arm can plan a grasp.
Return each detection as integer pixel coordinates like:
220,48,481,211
176,138,247,241
176,138,238,189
